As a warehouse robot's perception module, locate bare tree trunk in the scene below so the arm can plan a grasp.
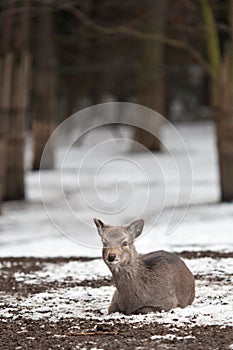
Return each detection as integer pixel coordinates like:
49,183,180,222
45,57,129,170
200,0,233,201
216,0,233,201
3,0,31,200
133,0,168,151
0,1,13,208
0,55,12,207
0,0,30,201
214,40,233,201
215,105,233,201
32,4,56,170
0,53,13,207
4,52,30,200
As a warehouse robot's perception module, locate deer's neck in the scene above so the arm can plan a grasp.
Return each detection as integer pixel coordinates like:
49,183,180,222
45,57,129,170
111,253,144,293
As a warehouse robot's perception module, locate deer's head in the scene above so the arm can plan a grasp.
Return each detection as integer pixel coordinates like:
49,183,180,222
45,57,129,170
94,218,144,269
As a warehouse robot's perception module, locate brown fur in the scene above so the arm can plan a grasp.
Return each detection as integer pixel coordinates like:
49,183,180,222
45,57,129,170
94,218,195,315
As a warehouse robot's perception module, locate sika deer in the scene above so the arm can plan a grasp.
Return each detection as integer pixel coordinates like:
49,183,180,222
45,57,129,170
94,218,195,315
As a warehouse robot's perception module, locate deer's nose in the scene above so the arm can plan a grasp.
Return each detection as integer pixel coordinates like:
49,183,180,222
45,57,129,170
108,254,116,262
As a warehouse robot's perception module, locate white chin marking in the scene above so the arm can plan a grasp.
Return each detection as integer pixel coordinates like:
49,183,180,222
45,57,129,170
110,260,119,265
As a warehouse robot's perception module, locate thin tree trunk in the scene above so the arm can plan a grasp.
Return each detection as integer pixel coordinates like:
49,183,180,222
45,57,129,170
215,106,233,201
4,51,30,200
214,0,233,202
3,0,31,200
200,0,233,201
133,0,168,151
0,1,14,207
0,54,14,206
0,56,12,207
32,4,55,170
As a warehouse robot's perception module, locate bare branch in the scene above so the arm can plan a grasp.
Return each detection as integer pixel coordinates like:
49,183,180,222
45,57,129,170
0,0,215,77
57,1,214,78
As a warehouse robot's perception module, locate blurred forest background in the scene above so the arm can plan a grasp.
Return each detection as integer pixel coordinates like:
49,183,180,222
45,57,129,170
0,0,233,213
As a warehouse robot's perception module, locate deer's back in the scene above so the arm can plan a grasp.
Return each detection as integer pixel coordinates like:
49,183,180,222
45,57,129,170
142,250,195,308
142,250,181,267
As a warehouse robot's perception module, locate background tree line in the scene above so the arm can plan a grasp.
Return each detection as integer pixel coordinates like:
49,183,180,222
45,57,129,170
0,0,232,212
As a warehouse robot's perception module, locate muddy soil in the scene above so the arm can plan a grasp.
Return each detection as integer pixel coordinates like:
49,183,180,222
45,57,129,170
1,318,233,350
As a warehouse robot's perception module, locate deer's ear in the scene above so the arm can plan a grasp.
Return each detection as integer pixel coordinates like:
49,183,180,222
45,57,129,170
93,218,110,237
127,219,144,239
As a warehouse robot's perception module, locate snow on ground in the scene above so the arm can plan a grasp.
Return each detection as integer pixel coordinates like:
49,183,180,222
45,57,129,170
0,121,232,257
13,259,110,284
9,257,233,285
0,257,232,326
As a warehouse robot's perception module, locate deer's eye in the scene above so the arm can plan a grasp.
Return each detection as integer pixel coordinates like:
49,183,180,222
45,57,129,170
121,241,128,247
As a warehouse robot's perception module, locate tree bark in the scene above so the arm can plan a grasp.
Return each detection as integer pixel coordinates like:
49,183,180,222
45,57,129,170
214,31,233,201
32,4,56,170
0,55,13,206
0,1,14,207
133,0,168,151
215,106,233,201
4,51,30,200
3,0,31,200
200,0,233,201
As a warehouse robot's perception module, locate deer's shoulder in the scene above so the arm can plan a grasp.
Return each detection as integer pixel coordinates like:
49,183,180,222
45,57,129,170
142,250,180,268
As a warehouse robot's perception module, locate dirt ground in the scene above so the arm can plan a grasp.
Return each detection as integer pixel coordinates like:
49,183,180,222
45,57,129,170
0,251,233,350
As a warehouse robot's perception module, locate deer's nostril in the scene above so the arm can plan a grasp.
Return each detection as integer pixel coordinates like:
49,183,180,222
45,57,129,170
108,254,116,262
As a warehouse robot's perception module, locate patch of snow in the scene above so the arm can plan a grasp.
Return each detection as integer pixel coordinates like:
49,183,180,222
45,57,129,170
0,277,232,326
14,259,110,284
185,258,233,276
0,286,114,321
12,257,233,286
151,334,196,340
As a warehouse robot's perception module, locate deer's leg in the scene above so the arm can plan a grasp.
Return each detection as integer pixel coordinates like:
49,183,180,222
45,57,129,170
108,290,123,314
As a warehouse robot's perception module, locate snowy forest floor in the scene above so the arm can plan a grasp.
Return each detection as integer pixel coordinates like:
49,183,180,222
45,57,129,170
0,121,233,349
0,252,233,349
